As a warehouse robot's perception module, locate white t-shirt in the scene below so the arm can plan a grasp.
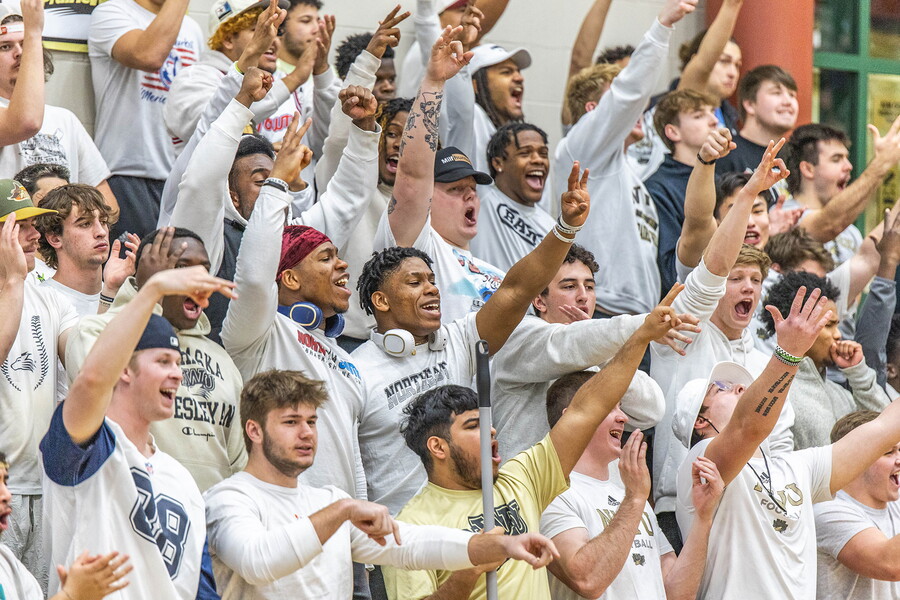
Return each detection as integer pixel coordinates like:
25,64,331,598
352,314,479,514
43,278,98,405
784,196,863,267
374,212,505,324
0,544,42,600
88,0,203,179
675,439,833,600
470,185,555,273
0,100,110,186
815,491,900,600
541,470,672,600
204,471,474,600
0,278,77,495
40,407,215,598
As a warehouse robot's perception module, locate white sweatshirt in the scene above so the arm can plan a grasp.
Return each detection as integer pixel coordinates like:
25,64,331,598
220,186,369,499
650,259,795,514
204,471,474,600
492,314,666,460
552,20,671,315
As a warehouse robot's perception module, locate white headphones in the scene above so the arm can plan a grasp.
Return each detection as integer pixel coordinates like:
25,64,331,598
370,328,448,357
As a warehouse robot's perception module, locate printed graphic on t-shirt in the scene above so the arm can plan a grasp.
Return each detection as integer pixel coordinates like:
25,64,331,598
632,186,659,247
382,361,451,410
128,467,191,578
752,479,805,533
596,494,658,555
141,41,197,103
257,90,303,135
451,248,502,312
495,202,542,247
20,131,69,168
0,315,50,391
295,330,361,383
465,499,528,536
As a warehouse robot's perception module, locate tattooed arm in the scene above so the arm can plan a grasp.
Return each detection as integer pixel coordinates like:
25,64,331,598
704,287,832,485
389,25,472,247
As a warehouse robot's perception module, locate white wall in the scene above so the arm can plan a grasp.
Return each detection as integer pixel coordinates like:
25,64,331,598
51,0,705,146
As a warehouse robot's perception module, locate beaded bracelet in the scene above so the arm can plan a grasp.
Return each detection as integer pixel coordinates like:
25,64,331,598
696,153,717,166
774,345,803,366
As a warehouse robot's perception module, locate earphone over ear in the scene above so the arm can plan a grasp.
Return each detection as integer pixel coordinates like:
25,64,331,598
370,327,448,357
278,302,345,338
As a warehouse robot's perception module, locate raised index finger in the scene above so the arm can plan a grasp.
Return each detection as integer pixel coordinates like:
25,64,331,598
567,161,580,190
659,282,684,307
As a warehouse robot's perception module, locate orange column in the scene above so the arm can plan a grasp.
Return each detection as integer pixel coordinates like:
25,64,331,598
705,0,816,125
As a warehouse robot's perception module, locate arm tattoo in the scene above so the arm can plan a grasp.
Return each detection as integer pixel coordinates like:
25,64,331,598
754,372,794,415
387,195,397,214
399,91,444,157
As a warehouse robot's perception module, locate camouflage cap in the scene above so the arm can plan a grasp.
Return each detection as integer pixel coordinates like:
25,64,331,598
0,180,57,222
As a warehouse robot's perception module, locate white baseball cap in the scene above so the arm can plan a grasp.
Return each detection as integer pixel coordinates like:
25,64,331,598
208,0,289,38
0,1,23,35
620,370,666,431
468,43,531,74
671,361,754,449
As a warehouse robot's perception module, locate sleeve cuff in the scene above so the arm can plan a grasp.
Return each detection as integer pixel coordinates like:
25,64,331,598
441,530,475,570
286,516,325,563
354,50,381,75
840,360,873,381
313,68,336,88
217,99,256,140
694,258,727,288
346,123,382,160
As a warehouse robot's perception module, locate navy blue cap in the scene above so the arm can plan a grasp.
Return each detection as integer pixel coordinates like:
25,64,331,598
135,314,180,353
434,147,492,185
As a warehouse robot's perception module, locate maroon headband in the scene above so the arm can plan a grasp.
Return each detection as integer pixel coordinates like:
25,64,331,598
277,225,331,281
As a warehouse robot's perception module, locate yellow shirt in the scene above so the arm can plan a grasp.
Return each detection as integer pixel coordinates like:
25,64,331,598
384,435,568,600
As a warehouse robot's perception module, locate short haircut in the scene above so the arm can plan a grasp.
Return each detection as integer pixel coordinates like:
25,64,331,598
546,371,593,428
735,244,772,282
888,315,900,366
35,185,114,269
738,65,798,122
240,370,329,452
596,45,634,65
785,123,851,195
228,134,276,193
335,32,394,80
208,6,265,51
357,246,434,315
831,410,879,443
134,227,204,270
760,270,839,339
287,0,322,10
566,63,620,124
401,384,477,474
485,122,548,178
764,229,835,273
540,244,598,296
14,163,70,196
653,89,718,152
713,172,769,220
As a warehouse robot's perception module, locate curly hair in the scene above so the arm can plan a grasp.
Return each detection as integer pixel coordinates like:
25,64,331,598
538,244,598,297
208,7,265,51
401,384,478,474
335,32,394,80
357,246,434,315
35,185,114,269
760,271,839,339
485,122,548,178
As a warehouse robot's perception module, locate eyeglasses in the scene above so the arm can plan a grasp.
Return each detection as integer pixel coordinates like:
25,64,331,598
696,413,720,434
710,380,734,392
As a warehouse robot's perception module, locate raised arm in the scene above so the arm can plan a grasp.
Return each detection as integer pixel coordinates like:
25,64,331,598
705,287,832,485
0,0,44,144
799,114,900,243
476,163,590,355
677,0,743,93
703,139,787,275
550,287,683,475
832,397,900,494
306,17,341,159
0,215,26,364
390,26,471,246
473,0,508,38
561,0,613,127
676,127,735,269
62,267,235,444
108,0,192,72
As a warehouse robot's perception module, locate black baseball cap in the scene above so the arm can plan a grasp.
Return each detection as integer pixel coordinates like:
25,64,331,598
135,314,180,353
434,147,492,185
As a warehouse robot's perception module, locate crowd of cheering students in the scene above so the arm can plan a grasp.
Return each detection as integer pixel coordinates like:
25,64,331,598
0,0,900,598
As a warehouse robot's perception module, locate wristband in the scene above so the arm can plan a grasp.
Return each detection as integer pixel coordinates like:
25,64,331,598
552,225,575,243
99,293,115,304
556,215,583,235
774,345,803,365
263,177,290,193
696,153,716,166
234,61,244,75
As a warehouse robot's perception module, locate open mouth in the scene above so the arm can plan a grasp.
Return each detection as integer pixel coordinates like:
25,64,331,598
421,301,440,316
837,177,850,190
510,88,523,107
744,229,760,245
734,299,753,318
0,509,9,531
464,207,476,227
525,169,545,192
491,440,501,465
334,275,351,297
183,298,202,321
160,388,177,404
385,155,399,174
891,472,899,487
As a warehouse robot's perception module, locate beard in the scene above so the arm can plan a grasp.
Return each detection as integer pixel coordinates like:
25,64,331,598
447,439,496,489
262,432,310,478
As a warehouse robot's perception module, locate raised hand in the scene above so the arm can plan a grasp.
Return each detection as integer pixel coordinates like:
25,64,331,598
0,213,27,284
133,227,185,275
425,25,472,84
654,311,701,356
346,499,401,547
869,113,900,170
876,203,900,265
830,340,864,369
745,138,789,197
313,15,336,75
20,0,44,34
57,551,132,599
366,5,409,59
698,127,736,164
558,304,592,323
559,161,590,229
340,85,378,125
270,113,314,190
765,286,832,357
459,0,484,51
235,67,274,107
768,194,803,235
102,232,140,294
237,0,286,72
658,0,698,27
691,456,724,522
638,283,684,342
146,265,237,308
619,429,651,501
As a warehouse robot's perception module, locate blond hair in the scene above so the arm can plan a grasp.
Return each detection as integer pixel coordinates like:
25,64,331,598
734,244,772,280
566,63,621,124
